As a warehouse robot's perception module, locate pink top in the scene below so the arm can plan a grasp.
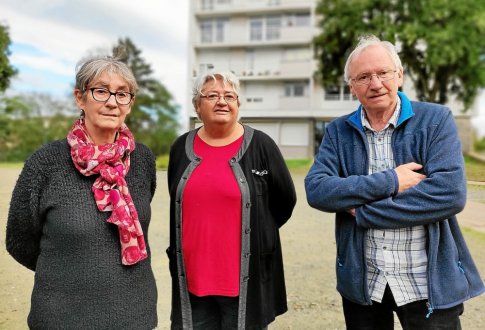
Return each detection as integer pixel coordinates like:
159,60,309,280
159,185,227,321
182,133,243,297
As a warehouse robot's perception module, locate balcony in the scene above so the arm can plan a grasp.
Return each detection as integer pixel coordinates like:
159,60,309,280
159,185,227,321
194,26,313,49
193,59,314,81
241,95,311,113
194,0,314,16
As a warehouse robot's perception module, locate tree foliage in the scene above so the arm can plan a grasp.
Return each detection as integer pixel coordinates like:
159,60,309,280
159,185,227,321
0,94,76,161
113,37,179,155
314,0,485,110
0,33,179,161
0,23,17,92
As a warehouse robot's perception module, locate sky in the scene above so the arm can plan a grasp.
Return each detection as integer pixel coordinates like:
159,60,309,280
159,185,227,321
0,0,190,124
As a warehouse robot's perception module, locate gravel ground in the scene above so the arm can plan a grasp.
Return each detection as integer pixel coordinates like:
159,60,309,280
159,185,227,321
1,169,484,329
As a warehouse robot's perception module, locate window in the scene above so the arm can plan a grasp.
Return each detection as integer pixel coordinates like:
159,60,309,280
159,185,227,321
250,18,263,41
215,19,226,42
324,85,357,101
250,16,282,41
343,85,354,100
324,86,340,100
200,21,212,43
201,0,214,10
294,13,310,26
285,82,307,97
285,13,310,27
266,16,281,40
200,18,228,43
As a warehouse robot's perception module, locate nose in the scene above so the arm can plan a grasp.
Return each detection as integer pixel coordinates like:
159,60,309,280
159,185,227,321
105,93,118,106
368,74,383,88
216,96,228,104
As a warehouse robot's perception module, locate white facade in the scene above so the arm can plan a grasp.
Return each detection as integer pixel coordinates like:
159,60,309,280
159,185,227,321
188,0,475,158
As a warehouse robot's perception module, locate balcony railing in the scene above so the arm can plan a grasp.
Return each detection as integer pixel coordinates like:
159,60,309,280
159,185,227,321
195,26,313,48
195,0,314,15
193,59,314,80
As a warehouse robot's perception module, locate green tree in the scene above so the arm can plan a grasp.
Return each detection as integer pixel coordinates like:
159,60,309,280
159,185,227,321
0,23,17,92
0,94,75,161
113,37,179,155
314,0,485,110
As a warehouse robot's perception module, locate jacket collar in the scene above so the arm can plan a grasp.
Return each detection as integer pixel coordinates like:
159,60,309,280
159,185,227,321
348,91,414,130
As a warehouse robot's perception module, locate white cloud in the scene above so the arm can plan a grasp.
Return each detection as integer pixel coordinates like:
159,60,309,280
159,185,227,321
0,0,189,116
11,53,73,76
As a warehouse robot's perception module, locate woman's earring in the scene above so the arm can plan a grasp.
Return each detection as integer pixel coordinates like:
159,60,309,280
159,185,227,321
80,110,85,118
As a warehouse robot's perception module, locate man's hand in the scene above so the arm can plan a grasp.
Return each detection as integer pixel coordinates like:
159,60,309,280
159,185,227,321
394,162,426,193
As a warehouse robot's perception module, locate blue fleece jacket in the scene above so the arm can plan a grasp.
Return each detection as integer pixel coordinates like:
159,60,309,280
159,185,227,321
305,92,484,311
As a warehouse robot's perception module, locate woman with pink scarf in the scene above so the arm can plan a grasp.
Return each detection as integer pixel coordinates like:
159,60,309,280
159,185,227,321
6,55,158,329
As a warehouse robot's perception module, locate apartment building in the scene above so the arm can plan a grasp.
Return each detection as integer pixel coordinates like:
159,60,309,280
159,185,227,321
188,0,474,158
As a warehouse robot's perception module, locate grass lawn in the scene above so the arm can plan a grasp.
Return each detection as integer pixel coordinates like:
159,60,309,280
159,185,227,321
0,162,23,169
2,156,484,181
464,156,485,181
287,156,485,182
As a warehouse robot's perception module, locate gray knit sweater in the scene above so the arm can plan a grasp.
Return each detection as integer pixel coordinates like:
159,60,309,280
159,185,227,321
6,139,158,329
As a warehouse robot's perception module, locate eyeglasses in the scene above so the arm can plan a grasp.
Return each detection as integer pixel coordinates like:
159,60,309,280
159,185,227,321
88,87,134,105
200,93,238,103
351,70,397,86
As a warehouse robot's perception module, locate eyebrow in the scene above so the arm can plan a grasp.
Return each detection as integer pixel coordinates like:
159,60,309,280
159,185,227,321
357,68,394,75
203,90,237,94
91,81,130,91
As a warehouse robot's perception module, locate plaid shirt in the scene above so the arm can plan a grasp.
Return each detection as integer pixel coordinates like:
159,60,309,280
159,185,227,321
361,98,428,306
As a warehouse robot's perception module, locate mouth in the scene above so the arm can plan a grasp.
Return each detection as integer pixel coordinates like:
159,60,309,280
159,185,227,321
369,93,387,99
101,113,120,117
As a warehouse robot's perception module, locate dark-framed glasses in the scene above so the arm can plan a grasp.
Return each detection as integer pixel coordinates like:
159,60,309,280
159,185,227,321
88,87,134,105
201,92,238,103
352,70,397,86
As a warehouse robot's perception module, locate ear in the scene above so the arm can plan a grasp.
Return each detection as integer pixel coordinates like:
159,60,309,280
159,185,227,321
74,89,85,109
126,96,135,115
396,69,404,88
349,83,357,97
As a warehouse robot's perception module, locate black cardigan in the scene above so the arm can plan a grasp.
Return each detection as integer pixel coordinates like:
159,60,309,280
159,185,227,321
167,126,296,329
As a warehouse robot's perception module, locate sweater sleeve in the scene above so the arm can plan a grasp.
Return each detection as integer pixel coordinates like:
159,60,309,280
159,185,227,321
355,109,466,229
6,156,46,271
261,133,297,227
304,123,397,213
137,143,157,200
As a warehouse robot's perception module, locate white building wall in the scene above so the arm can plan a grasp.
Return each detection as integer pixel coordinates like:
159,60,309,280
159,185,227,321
189,0,476,157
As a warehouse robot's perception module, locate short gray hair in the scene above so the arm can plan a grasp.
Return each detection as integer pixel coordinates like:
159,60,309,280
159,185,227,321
344,35,403,83
75,55,138,94
192,71,241,110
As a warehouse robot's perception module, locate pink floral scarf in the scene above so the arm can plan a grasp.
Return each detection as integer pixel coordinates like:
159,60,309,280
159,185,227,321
67,118,147,265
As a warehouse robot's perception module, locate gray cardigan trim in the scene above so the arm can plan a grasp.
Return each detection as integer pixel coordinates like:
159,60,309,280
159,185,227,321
174,126,254,330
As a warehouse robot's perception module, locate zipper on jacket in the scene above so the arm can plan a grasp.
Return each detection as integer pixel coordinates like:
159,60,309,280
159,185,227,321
458,261,465,274
425,302,434,318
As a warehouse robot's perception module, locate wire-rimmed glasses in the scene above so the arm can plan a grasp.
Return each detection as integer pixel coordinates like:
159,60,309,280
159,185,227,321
351,70,397,86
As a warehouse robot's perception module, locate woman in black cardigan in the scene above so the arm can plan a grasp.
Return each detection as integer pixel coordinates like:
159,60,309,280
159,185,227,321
167,71,296,329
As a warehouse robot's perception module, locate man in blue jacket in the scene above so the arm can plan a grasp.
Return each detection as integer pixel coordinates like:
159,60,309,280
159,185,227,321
305,34,484,329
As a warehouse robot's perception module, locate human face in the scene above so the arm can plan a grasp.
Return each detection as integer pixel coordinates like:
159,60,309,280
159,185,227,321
74,72,134,145
196,78,239,127
348,45,403,115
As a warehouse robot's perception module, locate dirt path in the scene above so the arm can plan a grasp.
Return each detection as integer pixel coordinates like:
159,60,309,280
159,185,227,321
1,169,484,329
